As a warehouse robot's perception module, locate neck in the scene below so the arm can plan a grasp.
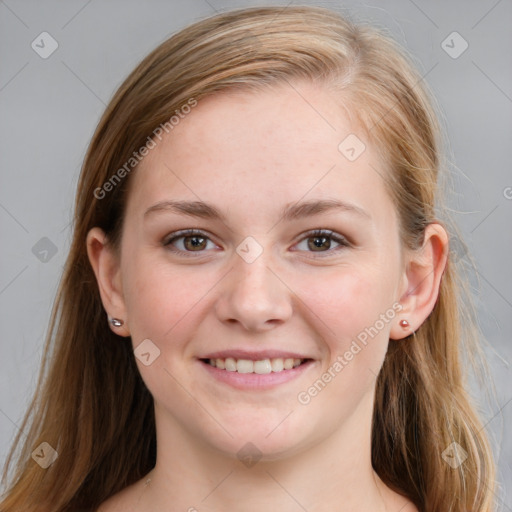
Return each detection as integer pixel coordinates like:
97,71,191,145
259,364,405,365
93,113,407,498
139,393,397,512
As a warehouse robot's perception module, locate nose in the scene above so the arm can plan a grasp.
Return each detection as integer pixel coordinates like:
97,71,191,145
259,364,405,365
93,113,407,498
215,248,293,332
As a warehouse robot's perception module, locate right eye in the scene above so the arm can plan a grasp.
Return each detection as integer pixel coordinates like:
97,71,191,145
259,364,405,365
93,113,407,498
163,229,219,256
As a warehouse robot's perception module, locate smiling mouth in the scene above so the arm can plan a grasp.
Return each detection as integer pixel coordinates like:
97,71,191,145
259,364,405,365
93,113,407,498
200,357,312,374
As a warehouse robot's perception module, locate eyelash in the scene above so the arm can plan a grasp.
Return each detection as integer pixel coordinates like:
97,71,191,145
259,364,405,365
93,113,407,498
162,228,350,258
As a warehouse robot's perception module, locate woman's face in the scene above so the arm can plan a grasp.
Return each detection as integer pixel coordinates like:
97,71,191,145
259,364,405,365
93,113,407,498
113,83,409,458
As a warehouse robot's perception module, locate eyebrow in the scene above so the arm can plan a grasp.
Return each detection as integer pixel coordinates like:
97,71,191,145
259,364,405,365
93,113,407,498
143,198,371,222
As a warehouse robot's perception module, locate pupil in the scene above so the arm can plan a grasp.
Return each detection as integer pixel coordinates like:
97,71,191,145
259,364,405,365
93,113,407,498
186,236,205,250
310,236,329,251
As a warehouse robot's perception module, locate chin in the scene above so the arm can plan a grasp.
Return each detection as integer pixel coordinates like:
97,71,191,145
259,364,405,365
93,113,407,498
201,413,318,462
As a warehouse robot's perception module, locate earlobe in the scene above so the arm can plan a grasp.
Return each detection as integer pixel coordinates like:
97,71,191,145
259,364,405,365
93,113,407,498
390,315,414,341
390,223,449,341
86,227,130,337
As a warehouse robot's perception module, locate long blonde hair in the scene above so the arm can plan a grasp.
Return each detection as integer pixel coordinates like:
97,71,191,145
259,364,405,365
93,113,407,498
0,6,495,511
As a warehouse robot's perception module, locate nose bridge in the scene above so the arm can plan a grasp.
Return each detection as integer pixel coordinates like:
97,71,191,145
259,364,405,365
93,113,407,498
235,247,274,292
215,238,292,330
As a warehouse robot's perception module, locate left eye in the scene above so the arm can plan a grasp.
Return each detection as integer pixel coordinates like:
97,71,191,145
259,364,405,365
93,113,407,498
163,229,349,256
293,229,349,255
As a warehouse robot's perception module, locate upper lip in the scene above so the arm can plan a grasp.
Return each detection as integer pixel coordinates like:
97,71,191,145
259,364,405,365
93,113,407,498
199,350,313,361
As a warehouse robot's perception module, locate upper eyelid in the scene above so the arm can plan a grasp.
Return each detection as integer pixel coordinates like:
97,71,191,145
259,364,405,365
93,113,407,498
163,228,217,244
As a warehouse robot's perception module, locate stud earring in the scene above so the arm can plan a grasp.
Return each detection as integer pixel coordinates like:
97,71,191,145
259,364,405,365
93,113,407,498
399,319,410,329
109,317,124,327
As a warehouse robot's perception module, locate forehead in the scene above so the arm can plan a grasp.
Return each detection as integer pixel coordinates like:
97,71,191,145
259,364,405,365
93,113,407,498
126,83,395,224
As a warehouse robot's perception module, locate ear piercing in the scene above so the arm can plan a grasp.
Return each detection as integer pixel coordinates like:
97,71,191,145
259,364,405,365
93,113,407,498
107,314,412,331
109,316,124,327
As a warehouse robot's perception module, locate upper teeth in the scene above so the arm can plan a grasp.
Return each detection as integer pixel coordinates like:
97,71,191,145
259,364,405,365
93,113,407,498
208,357,303,374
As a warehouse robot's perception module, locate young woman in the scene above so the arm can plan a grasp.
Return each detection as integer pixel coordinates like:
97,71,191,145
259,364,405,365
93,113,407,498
0,6,496,511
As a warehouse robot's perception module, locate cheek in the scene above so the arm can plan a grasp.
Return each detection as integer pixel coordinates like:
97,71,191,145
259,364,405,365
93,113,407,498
297,265,395,341
296,264,398,396
121,257,218,398
122,254,214,343
294,269,395,415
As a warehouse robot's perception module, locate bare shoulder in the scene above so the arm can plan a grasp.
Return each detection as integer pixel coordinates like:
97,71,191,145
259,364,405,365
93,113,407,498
95,490,130,512
394,496,419,512
385,487,419,512
96,478,148,512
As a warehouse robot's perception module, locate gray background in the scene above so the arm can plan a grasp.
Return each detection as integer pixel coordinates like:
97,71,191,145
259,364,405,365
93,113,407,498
0,0,510,508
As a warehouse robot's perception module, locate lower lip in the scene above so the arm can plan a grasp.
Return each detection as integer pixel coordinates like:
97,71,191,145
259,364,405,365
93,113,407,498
199,359,314,390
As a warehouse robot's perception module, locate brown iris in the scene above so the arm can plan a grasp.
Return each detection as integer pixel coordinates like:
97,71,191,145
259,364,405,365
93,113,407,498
308,235,331,251
183,235,207,251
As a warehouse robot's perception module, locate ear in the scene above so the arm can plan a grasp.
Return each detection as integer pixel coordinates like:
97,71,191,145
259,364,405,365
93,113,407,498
86,227,130,337
390,223,449,340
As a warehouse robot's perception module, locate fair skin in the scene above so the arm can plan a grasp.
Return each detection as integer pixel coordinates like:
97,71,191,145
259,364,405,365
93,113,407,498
89,82,448,512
